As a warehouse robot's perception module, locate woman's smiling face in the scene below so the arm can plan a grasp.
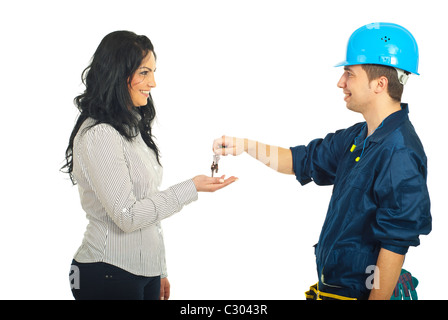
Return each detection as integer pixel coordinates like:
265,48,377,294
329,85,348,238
128,51,157,107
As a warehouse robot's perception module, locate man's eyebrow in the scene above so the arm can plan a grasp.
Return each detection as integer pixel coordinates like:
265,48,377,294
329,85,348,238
344,66,354,72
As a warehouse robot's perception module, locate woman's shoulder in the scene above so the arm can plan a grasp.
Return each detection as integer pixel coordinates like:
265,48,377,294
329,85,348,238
76,118,123,144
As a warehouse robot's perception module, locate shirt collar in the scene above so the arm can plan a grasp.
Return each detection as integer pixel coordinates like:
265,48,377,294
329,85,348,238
365,103,409,144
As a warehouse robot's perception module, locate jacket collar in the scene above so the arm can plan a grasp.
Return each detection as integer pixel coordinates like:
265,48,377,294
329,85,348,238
357,103,409,145
369,103,409,143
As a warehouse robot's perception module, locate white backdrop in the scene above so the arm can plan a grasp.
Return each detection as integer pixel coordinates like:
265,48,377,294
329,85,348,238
0,0,446,300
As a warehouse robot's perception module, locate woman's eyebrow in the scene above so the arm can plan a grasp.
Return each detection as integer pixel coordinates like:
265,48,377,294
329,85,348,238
139,66,156,72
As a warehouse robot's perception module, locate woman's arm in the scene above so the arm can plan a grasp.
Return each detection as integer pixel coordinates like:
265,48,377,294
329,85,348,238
79,125,236,233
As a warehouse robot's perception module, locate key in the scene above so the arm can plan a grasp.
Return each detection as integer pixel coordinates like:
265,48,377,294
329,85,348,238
211,154,220,177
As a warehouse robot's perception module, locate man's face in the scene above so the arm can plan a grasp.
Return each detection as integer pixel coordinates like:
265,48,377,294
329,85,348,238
337,65,374,113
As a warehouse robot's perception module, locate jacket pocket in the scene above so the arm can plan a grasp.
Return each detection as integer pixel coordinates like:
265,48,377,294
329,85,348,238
349,169,373,192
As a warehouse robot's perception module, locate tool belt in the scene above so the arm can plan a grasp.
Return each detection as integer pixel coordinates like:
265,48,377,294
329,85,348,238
305,269,418,300
391,269,419,300
305,283,357,300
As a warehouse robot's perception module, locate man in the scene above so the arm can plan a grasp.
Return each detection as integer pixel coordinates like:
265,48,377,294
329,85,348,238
213,22,431,300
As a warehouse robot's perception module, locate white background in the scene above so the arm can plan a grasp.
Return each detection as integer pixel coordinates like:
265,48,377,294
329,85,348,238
0,0,446,300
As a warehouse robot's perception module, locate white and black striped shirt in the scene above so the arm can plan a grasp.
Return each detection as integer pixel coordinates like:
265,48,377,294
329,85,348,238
72,118,198,277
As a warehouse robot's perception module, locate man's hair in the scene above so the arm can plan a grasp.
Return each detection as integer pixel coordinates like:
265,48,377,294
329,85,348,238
361,64,404,102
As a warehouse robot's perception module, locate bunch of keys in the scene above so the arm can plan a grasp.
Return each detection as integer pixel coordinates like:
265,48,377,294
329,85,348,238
211,154,220,177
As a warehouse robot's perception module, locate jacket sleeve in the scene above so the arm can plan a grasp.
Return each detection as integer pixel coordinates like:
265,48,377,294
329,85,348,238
290,125,361,186
373,148,432,254
79,124,198,233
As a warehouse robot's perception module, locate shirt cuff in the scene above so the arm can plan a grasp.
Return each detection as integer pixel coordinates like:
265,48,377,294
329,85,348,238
290,145,312,186
170,179,199,207
381,243,409,255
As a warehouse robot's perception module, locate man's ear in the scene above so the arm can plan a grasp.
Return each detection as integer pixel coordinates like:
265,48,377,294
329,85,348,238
373,76,389,94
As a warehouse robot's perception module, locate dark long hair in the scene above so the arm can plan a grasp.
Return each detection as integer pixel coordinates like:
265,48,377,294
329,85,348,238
61,31,161,184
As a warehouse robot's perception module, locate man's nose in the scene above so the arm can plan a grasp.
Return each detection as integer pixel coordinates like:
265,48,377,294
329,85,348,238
337,74,346,89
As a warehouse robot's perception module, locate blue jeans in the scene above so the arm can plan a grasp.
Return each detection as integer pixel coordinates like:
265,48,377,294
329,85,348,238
69,259,161,300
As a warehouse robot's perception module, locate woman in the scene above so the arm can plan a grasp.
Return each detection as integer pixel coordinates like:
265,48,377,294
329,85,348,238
62,31,237,300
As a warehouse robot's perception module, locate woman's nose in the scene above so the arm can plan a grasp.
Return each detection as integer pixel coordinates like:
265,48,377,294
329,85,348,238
148,74,156,88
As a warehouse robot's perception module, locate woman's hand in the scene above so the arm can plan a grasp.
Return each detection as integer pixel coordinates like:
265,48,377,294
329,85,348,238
192,175,238,192
160,277,170,300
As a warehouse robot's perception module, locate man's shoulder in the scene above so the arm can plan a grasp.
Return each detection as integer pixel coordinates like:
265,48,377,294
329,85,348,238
332,121,366,140
378,120,428,167
387,120,425,151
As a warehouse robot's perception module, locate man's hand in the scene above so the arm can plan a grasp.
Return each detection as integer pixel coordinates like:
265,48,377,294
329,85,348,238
213,135,245,156
212,135,294,175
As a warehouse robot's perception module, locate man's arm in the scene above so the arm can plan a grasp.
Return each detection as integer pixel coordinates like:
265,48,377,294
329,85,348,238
369,248,404,300
213,136,294,175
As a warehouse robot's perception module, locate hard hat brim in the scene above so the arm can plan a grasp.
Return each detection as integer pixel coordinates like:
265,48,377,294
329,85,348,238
334,61,419,76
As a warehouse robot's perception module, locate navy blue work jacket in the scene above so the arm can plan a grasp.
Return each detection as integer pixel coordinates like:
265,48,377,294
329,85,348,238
290,104,431,299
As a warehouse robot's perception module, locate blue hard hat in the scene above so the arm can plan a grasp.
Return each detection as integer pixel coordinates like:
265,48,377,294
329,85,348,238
335,22,419,75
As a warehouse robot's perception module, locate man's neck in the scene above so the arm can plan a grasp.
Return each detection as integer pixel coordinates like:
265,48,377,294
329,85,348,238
363,101,401,136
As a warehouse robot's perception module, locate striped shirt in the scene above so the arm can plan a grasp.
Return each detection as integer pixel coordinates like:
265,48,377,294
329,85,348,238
72,117,198,277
